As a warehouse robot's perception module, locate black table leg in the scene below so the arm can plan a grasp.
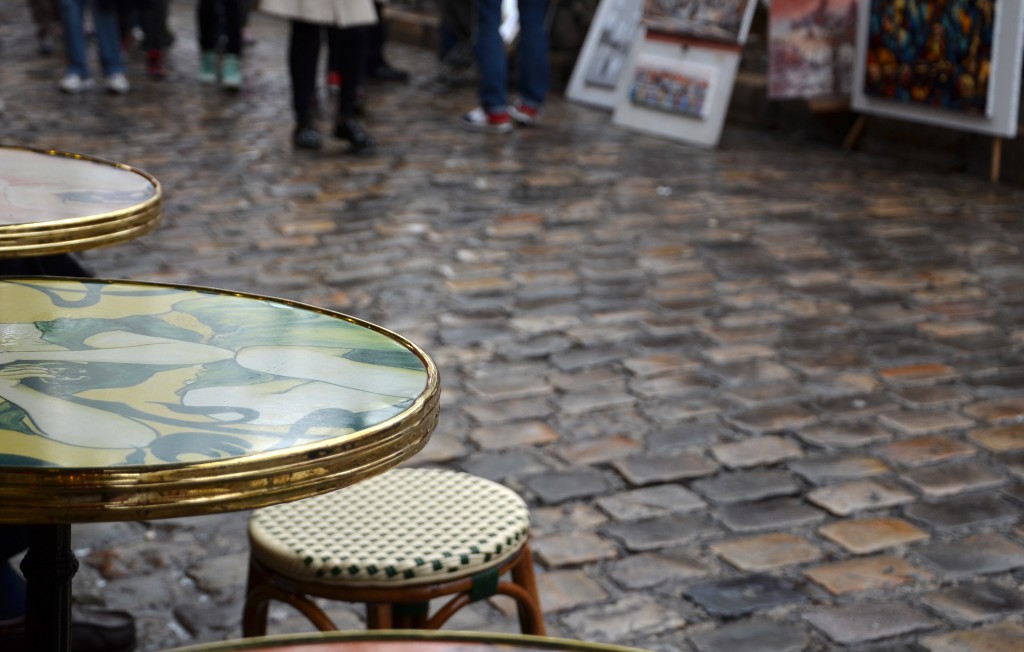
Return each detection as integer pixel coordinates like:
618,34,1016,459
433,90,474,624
20,523,77,652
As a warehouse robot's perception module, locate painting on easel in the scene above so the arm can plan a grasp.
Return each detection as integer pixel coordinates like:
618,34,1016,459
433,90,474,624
642,0,758,44
862,0,994,115
768,0,859,100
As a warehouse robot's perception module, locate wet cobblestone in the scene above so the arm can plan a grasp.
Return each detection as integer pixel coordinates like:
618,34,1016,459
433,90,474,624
3,2,1024,650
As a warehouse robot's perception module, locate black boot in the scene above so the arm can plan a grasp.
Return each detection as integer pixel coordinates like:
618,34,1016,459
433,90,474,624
334,117,374,152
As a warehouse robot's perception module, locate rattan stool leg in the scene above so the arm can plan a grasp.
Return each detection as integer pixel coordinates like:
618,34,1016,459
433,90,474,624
366,603,394,629
510,542,546,635
242,558,271,636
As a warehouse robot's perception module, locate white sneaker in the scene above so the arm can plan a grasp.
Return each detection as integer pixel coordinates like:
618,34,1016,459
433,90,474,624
105,73,130,95
58,73,94,94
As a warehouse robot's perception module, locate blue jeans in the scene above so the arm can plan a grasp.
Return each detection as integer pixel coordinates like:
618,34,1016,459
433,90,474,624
475,0,549,112
60,0,125,78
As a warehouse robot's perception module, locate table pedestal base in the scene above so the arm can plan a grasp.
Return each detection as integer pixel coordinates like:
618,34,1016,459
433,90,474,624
21,524,77,652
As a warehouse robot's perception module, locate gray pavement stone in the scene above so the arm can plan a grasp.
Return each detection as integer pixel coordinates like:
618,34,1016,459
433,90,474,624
914,534,1024,579
561,595,686,643
921,581,1024,623
691,469,801,504
611,451,718,486
919,621,1024,652
818,517,929,554
795,421,894,449
803,602,939,645
900,460,1005,498
904,495,1021,532
684,574,806,617
804,554,933,595
710,533,822,571
788,454,891,484
688,618,808,652
710,435,803,468
595,484,707,520
532,530,619,567
604,548,707,590
715,498,827,533
808,479,916,516
521,468,616,504
603,513,720,552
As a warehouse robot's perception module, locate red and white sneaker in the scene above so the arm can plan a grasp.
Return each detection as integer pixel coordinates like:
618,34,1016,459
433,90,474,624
508,99,541,126
461,106,514,133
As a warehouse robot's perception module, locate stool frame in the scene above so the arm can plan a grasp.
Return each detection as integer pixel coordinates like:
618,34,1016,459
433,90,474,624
242,541,546,636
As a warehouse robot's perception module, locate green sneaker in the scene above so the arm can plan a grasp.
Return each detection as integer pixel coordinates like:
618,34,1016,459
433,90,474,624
221,54,242,90
198,51,217,84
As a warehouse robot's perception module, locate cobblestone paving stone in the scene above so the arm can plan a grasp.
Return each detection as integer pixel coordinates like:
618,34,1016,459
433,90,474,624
3,3,1024,651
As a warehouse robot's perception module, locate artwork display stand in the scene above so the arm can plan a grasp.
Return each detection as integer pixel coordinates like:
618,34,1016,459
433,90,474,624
566,0,646,109
611,29,744,148
842,114,1006,183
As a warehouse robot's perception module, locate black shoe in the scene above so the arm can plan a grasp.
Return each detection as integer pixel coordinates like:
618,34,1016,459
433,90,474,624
0,608,135,652
334,118,374,152
293,125,323,150
71,606,136,652
366,62,409,83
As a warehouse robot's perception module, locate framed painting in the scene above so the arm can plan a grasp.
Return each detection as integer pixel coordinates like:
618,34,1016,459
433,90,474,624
566,0,646,109
768,0,859,99
612,30,743,147
642,0,759,44
851,0,1024,137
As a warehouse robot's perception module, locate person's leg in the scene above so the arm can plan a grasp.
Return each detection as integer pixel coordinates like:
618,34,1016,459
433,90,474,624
474,0,507,112
58,0,89,78
289,20,322,148
141,0,169,78
0,527,29,624
364,1,408,81
219,0,244,88
515,0,548,109
90,0,127,77
330,25,373,150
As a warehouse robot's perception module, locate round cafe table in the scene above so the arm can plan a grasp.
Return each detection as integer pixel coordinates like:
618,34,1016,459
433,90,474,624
0,278,441,652
164,630,653,652
0,145,162,260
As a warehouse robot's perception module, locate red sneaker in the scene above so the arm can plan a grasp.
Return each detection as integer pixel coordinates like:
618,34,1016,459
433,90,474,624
460,106,513,133
146,49,166,80
508,99,541,126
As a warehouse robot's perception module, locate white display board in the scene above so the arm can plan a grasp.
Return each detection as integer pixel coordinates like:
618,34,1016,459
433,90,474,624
612,30,742,148
566,0,646,109
851,1,1024,138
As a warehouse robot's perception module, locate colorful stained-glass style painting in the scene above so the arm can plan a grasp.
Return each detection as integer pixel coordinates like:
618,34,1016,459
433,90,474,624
769,0,859,99
863,0,994,113
0,280,428,469
642,0,755,43
629,55,716,118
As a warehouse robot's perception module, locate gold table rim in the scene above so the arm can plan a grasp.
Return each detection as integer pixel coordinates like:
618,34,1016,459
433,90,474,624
0,146,163,257
161,629,654,652
0,277,441,523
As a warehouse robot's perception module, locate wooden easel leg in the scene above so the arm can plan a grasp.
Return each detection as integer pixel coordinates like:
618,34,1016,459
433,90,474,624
990,137,1002,183
843,114,868,151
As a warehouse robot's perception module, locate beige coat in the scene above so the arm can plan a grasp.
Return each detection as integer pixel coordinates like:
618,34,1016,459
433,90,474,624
257,0,377,28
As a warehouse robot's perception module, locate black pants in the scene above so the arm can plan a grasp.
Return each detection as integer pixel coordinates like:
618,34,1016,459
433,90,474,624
197,0,242,55
289,20,368,126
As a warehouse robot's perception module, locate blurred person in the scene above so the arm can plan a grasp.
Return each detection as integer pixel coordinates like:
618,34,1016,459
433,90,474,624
57,0,130,94
364,1,408,82
25,0,60,55
461,0,549,132
196,0,244,89
141,0,171,79
0,526,136,652
259,0,377,152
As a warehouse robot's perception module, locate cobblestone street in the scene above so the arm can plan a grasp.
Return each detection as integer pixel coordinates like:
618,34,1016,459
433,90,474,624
3,3,1024,651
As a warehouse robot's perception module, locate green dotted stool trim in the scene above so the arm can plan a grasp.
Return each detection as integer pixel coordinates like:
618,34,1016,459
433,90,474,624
249,468,531,587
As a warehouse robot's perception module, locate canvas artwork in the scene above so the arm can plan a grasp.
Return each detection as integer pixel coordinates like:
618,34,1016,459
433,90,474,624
768,0,859,99
863,0,995,114
566,0,645,108
642,0,757,43
629,54,717,118
583,0,646,90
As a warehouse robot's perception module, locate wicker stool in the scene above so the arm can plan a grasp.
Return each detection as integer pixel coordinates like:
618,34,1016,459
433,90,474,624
242,468,545,635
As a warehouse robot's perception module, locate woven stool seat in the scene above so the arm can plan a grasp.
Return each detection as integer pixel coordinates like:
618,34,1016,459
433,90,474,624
243,467,545,636
249,468,531,586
